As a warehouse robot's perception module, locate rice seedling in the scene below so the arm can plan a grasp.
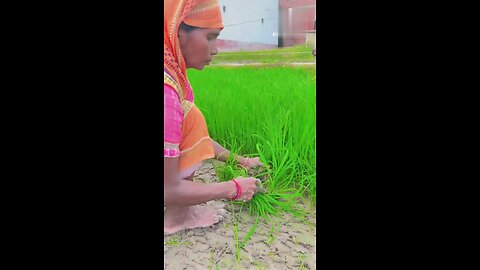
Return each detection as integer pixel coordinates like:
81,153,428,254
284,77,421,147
189,66,316,207
265,223,276,245
188,66,316,259
208,250,214,270
239,215,259,250
298,254,308,270
214,158,306,221
231,202,243,262
252,260,267,270
267,251,275,259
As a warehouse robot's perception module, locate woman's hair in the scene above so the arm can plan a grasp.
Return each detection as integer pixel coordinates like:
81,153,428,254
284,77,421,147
179,22,200,33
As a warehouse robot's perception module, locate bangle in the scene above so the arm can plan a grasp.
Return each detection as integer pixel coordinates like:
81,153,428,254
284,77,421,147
231,179,242,200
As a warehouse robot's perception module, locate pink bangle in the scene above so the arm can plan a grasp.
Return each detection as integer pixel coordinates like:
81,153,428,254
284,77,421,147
231,179,242,200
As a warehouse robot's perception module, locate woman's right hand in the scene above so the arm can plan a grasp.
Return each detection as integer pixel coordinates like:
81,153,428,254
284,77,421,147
232,176,260,201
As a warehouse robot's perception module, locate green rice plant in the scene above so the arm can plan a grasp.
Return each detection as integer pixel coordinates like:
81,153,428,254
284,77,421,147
298,254,308,270
214,156,306,220
213,144,248,182
231,202,243,262
252,260,267,270
265,223,275,245
208,250,214,270
239,215,259,250
230,202,262,264
189,66,316,217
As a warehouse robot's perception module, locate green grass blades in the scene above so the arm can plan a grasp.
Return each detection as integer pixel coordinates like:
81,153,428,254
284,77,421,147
265,223,276,245
231,202,244,262
239,215,259,249
189,65,316,219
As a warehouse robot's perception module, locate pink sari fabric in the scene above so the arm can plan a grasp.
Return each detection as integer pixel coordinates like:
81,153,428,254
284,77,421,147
163,80,195,158
164,84,183,157
164,80,203,179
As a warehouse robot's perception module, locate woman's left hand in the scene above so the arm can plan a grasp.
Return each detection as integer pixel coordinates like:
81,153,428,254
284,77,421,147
238,157,264,169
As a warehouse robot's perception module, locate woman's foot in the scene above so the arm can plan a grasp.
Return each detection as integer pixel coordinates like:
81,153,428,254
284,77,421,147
164,203,227,235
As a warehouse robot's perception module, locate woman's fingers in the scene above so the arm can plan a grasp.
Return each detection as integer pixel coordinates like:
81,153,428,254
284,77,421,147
243,190,254,200
255,185,266,194
240,157,264,169
234,176,261,201
248,177,261,199
254,158,264,168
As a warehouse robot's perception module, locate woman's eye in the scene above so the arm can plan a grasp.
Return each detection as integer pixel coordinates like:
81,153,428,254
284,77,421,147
207,34,218,41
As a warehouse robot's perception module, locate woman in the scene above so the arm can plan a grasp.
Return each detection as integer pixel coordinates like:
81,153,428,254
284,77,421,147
164,0,263,235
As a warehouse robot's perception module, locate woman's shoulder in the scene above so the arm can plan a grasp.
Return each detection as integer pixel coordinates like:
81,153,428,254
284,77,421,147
164,70,181,94
164,83,181,102
163,70,194,102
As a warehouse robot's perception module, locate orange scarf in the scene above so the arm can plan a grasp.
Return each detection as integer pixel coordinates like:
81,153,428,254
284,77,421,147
164,0,223,99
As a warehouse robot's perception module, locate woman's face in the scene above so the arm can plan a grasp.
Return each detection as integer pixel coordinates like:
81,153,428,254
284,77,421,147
178,27,221,70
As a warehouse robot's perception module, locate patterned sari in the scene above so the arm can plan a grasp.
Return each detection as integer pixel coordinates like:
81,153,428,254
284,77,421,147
163,0,223,178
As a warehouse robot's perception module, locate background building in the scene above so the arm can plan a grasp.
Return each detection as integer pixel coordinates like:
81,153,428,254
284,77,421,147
217,0,279,51
217,0,316,52
279,0,316,47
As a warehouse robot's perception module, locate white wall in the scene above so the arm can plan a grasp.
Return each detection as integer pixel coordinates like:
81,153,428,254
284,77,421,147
218,0,279,45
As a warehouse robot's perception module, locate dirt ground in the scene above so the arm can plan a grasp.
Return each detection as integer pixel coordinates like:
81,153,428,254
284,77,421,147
164,160,317,270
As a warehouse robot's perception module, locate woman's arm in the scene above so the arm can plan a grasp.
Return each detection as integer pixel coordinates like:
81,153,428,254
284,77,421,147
164,157,235,206
211,139,240,162
211,139,264,168
164,157,259,206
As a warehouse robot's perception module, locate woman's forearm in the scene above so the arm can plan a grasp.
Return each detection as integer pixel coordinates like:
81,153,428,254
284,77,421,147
164,157,237,206
164,178,237,206
212,139,229,161
211,139,243,163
